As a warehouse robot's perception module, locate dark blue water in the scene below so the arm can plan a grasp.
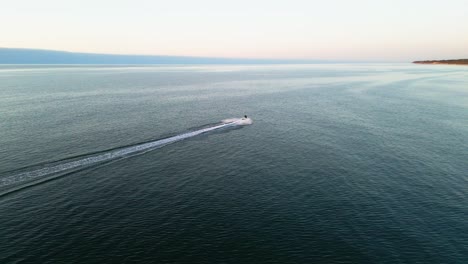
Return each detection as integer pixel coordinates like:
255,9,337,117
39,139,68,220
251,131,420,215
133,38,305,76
0,64,467,263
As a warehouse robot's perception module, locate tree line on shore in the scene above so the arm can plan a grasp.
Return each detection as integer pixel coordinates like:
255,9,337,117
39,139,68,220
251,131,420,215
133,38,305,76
413,59,468,65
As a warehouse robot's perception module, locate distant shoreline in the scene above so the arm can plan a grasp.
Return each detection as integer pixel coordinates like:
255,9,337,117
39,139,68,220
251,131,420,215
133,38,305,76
413,59,468,66
0,48,337,64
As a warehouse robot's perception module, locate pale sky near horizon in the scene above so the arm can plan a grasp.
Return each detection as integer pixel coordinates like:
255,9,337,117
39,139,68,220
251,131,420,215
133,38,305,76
1,0,467,61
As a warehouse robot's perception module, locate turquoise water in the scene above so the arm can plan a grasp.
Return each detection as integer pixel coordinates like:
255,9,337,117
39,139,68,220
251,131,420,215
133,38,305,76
0,64,467,263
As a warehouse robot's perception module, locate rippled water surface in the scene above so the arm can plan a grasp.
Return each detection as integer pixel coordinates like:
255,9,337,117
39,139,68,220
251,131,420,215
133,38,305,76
0,64,467,263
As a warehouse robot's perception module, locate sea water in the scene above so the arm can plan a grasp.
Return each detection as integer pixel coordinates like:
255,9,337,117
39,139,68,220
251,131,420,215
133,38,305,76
0,64,467,263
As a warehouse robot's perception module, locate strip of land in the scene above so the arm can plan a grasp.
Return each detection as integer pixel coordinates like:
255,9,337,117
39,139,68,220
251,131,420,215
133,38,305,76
413,59,468,65
0,48,331,64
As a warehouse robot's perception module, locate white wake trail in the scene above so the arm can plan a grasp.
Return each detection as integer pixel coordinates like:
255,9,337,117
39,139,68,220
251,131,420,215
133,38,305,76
0,118,251,192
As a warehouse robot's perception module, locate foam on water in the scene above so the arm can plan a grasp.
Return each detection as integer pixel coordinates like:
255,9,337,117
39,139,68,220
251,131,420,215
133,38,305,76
222,117,253,125
0,118,251,195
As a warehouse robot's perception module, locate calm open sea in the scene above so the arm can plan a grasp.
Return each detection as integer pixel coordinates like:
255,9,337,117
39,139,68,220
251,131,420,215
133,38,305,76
0,64,467,263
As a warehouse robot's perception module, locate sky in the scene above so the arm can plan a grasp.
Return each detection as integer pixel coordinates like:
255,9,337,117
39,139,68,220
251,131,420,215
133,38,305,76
1,0,467,61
